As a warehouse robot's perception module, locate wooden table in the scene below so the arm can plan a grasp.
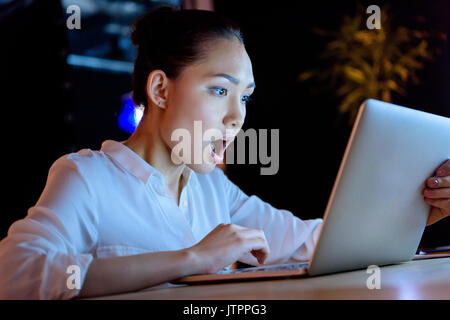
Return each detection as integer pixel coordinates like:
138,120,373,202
86,257,450,300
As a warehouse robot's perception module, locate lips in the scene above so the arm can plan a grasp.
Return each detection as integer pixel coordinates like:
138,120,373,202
210,135,235,160
223,135,235,150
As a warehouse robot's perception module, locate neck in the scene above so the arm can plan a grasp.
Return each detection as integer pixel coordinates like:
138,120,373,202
122,112,186,194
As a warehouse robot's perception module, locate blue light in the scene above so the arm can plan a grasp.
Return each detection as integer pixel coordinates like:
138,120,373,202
67,54,134,74
118,93,143,134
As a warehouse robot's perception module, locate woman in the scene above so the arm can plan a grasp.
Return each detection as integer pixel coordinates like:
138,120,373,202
0,6,448,300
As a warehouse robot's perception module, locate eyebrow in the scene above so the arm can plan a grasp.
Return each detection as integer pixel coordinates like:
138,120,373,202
209,73,256,89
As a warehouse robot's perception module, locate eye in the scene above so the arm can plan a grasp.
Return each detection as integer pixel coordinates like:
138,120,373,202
210,87,228,96
241,95,252,104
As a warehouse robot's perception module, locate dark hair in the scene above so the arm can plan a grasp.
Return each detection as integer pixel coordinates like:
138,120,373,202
130,6,245,109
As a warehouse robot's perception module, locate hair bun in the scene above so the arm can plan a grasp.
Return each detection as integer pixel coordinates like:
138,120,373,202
131,5,179,47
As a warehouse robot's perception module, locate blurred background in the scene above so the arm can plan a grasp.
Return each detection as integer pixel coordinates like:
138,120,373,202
0,0,449,248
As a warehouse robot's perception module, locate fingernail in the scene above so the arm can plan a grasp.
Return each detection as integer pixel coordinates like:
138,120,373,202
429,178,439,186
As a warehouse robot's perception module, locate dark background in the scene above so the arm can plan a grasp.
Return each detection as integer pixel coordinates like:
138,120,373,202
0,0,449,248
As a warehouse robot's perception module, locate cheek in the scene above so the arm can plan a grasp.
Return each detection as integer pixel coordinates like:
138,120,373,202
171,85,211,118
172,92,222,131
161,104,219,154
164,84,226,145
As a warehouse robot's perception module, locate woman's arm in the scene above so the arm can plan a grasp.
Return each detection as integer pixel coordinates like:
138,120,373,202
0,156,99,299
78,223,269,298
77,249,195,298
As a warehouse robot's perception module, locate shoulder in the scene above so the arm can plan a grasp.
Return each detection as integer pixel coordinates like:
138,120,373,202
49,148,111,181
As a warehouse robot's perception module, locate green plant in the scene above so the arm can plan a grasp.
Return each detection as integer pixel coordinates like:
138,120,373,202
299,5,446,125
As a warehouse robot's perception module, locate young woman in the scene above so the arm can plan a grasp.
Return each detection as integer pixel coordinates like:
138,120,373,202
0,6,448,300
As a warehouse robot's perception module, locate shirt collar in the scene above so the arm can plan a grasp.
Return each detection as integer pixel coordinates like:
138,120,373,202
100,140,196,188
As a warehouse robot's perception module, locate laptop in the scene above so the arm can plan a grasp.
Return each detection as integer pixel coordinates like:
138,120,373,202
172,99,450,284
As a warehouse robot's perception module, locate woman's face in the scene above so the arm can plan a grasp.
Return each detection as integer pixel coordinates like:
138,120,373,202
159,38,255,174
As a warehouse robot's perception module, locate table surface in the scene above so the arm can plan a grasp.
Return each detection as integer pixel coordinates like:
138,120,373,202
87,257,450,300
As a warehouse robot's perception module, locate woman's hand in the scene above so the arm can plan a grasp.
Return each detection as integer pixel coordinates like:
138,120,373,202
423,159,450,226
186,223,270,274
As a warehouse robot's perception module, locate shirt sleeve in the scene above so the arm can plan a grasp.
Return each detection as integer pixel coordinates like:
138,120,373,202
218,169,323,265
0,155,98,299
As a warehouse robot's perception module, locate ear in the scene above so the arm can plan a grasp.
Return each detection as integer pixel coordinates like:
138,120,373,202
145,69,169,109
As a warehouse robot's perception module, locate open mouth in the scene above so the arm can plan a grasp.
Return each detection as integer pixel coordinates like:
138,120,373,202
210,136,234,162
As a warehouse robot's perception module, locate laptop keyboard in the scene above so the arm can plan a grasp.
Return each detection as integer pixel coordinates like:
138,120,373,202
217,262,309,274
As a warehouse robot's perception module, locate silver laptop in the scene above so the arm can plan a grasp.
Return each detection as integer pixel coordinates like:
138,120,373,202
173,99,450,284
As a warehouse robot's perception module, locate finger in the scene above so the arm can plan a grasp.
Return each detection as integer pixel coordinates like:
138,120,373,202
424,197,450,210
427,176,450,188
251,249,268,265
247,235,270,253
436,159,450,177
231,227,270,264
423,187,450,198
238,251,259,266
426,206,447,226
247,236,270,264
237,247,268,266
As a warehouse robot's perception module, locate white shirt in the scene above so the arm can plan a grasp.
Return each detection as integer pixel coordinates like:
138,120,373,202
0,140,323,299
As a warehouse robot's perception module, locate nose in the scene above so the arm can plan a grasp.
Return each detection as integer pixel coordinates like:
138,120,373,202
223,99,245,129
